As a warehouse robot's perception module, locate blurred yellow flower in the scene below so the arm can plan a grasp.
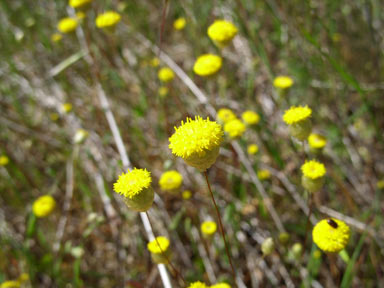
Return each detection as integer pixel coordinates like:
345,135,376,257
0,155,9,166
32,195,56,218
150,57,160,67
51,33,62,43
73,128,89,144
69,0,92,9
308,133,327,149
158,67,175,82
182,190,192,199
224,119,246,139
188,282,207,288
377,180,384,190
257,169,271,180
76,11,86,20
158,86,169,97
312,218,350,253
273,76,294,89
95,11,121,29
283,106,312,125
50,113,60,121
261,237,275,256
201,220,217,236
217,108,236,124
61,103,72,113
301,160,326,179
211,283,231,288
159,170,183,191
193,54,222,77
57,18,78,34
207,20,238,47
0,280,20,288
241,110,260,125
247,144,259,155
173,17,186,30
147,236,170,254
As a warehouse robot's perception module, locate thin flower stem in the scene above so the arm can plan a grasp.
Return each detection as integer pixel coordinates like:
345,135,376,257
303,193,314,250
204,171,237,283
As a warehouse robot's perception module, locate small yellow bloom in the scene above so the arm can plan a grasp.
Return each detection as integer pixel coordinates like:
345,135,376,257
61,103,72,113
17,274,29,283
273,76,294,89
261,237,275,256
241,110,260,125
301,160,326,180
188,282,207,288
95,11,121,29
312,218,350,253
51,33,62,43
211,283,231,288
182,190,192,200
147,236,170,254
193,54,222,77
0,155,9,166
283,106,312,125
247,144,259,155
173,17,186,30
224,119,246,139
69,0,92,9
257,169,271,180
32,195,56,218
217,108,236,124
57,18,78,34
308,133,327,149
159,170,183,191
207,20,238,47
313,250,322,259
377,180,384,190
158,86,169,97
0,281,20,288
158,67,175,83
150,57,160,67
76,11,86,20
200,220,217,236
73,128,89,144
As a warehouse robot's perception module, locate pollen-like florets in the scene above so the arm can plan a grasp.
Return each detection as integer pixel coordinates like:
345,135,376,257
308,133,327,149
95,11,121,29
217,108,236,124
201,221,217,236
273,76,294,89
193,54,222,77
224,119,246,139
159,170,183,191
57,18,78,34
301,160,326,179
147,236,170,254
312,218,350,253
283,106,312,125
158,67,175,82
207,20,238,47
242,110,260,125
173,17,186,30
32,195,56,218
113,168,152,199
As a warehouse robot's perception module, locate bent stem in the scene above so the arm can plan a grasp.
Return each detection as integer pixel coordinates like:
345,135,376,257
203,171,236,283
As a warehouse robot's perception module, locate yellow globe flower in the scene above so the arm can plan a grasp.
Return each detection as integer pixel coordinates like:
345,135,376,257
158,86,169,98
159,170,183,191
201,220,217,236
283,105,312,141
61,103,72,113
95,11,121,29
182,190,192,200
69,0,92,9
301,160,326,192
247,144,259,155
173,17,186,30
57,18,78,34
193,54,222,77
0,155,9,166
169,116,223,171
76,11,86,20
257,169,271,181
211,283,231,288
51,33,62,43
273,76,294,89
150,57,160,67
308,133,327,149
32,195,56,218
217,108,236,124
224,119,246,139
158,67,175,83
147,236,171,264
188,282,207,288
241,110,260,125
312,218,350,253
207,20,238,47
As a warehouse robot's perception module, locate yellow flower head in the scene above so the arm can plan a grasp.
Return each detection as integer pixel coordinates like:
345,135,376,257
159,170,183,191
257,169,271,180
242,110,260,125
69,0,92,9
312,218,350,253
211,283,231,288
147,236,170,254
207,20,238,47
61,103,72,113
273,76,294,89
193,54,222,77
377,180,384,190
0,155,9,166
308,133,327,149
76,11,86,20
51,33,62,43
57,18,78,34
0,280,20,288
158,86,169,97
283,106,312,125
114,168,152,199
217,108,236,124
73,129,89,144
188,281,207,288
95,11,121,29
261,237,275,256
301,160,326,179
201,221,217,236
32,195,56,218
150,57,160,67
173,17,186,30
182,190,192,200
169,116,223,171
247,144,259,155
158,67,175,82
224,119,246,139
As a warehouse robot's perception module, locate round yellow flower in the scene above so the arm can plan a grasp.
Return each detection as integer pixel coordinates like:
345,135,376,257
182,190,192,200
76,11,86,20
51,33,62,43
217,108,236,124
312,218,350,253
95,11,121,29
61,103,72,113
32,195,56,218
159,170,183,191
57,18,78,34
173,17,186,30
158,86,169,98
169,116,223,171
193,54,222,77
147,236,170,254
0,155,9,166
69,0,92,9
150,57,160,67
301,160,326,180
257,169,271,180
201,220,217,236
247,144,259,155
211,283,231,288
283,106,312,125
0,280,20,288
188,282,207,288
273,76,294,89
308,133,327,149
114,168,151,199
224,119,246,139
158,67,175,82
241,110,260,125
377,180,384,190
207,20,238,47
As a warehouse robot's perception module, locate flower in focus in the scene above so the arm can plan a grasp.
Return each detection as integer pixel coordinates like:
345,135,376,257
201,220,217,237
217,108,236,124
224,119,246,139
261,237,275,256
95,11,121,29
188,282,207,288
158,86,169,98
0,155,9,166
211,283,231,288
158,67,175,83
312,218,350,253
193,54,222,77
169,116,223,171
247,144,259,155
32,195,56,218
147,236,171,264
308,133,327,150
73,128,89,144
207,20,238,47
301,160,326,192
182,190,192,200
283,106,312,141
273,76,294,89
51,33,62,43
159,170,183,192
57,18,78,34
69,0,92,9
150,57,160,67
61,103,72,113
257,169,271,181
242,110,260,125
173,17,186,30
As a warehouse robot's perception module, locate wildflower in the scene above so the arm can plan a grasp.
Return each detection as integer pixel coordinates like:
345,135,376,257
217,108,236,124
158,86,169,98
169,116,223,171
224,119,246,139
51,33,62,43
32,195,56,218
257,169,271,181
17,274,29,284
158,67,175,83
308,133,327,150
69,0,92,9
0,280,20,288
313,250,322,259
113,168,154,212
57,18,78,34
312,218,350,253
278,232,290,245
377,180,384,190
0,155,9,166
201,220,217,236
182,190,192,200
95,11,121,30
211,283,231,288
173,17,186,30
150,57,160,67
76,11,86,20
291,242,303,259
301,160,326,192
261,237,275,256
283,105,312,141
147,236,171,264
188,282,207,288
242,110,260,125
247,144,259,155
73,129,89,144
50,113,59,121
207,20,238,47
273,76,294,89
159,170,183,192
193,54,222,77
61,103,72,113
